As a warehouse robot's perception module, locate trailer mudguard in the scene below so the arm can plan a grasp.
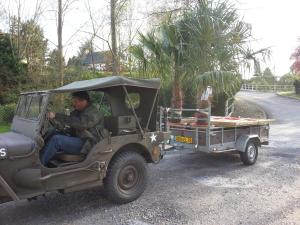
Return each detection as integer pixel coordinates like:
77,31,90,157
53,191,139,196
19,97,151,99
235,135,260,152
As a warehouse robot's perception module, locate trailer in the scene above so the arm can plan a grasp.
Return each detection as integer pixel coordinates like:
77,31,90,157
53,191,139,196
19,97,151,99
159,101,271,165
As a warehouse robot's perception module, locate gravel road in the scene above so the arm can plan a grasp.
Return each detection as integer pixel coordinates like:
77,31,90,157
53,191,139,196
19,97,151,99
1,91,300,225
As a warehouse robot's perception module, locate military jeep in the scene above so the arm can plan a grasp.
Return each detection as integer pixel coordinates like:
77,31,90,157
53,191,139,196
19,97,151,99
0,76,169,204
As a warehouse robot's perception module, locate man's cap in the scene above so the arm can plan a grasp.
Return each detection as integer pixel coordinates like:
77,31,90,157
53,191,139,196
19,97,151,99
72,91,90,102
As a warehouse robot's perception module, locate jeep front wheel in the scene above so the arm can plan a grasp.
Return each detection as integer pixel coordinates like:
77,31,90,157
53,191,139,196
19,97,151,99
104,151,147,204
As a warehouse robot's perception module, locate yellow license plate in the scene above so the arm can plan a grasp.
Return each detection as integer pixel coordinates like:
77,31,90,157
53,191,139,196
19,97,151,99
175,136,193,144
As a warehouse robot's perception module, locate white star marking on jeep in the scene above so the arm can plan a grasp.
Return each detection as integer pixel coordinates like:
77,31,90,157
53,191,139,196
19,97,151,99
150,133,157,142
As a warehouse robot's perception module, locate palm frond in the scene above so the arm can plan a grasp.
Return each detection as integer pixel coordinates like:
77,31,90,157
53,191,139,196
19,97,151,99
197,70,242,97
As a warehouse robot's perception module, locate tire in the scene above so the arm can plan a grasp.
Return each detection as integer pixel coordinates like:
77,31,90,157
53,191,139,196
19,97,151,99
104,151,147,204
240,140,258,165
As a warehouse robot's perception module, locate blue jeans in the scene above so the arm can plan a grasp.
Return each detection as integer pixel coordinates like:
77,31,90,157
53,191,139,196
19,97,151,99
41,134,84,165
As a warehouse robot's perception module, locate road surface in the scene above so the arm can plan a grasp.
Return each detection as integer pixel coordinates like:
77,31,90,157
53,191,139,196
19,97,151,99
1,92,300,225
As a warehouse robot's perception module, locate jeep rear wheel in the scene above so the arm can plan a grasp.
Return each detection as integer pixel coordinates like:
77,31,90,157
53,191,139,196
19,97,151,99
104,151,147,204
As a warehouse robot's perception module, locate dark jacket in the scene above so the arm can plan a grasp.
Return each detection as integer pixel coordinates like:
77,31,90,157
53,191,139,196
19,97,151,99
53,104,104,153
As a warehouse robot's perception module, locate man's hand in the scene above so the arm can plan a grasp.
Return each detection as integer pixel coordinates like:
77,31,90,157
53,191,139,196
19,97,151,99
48,111,56,119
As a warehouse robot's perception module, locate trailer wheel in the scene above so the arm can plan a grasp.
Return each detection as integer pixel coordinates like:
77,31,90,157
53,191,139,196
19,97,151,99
240,140,258,165
104,151,147,204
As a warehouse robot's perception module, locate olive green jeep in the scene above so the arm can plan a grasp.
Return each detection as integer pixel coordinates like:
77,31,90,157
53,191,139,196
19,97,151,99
0,76,169,204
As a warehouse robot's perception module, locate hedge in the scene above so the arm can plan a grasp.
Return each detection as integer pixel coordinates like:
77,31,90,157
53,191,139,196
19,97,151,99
0,103,16,124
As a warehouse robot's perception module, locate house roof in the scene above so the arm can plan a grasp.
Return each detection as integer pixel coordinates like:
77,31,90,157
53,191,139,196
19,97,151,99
81,51,107,65
51,76,161,93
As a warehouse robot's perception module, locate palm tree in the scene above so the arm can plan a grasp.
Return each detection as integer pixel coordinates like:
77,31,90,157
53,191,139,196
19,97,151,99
130,20,186,113
131,0,270,115
239,47,271,77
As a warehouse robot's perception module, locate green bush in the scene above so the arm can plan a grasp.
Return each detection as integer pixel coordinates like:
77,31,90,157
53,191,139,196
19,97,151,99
294,78,300,95
0,104,16,124
2,92,19,104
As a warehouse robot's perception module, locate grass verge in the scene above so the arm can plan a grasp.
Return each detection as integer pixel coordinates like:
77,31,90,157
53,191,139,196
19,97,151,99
277,91,300,100
0,124,10,133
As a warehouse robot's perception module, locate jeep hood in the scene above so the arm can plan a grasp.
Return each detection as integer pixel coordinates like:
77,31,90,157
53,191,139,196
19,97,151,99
0,132,35,157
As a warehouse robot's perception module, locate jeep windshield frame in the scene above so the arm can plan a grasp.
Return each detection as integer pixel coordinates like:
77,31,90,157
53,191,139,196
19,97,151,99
15,93,49,121
12,92,50,139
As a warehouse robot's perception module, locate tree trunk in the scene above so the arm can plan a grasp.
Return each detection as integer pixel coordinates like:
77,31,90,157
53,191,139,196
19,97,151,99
171,77,183,109
170,78,183,123
90,40,96,73
170,62,183,122
171,54,183,109
17,2,21,60
58,0,64,86
110,0,119,75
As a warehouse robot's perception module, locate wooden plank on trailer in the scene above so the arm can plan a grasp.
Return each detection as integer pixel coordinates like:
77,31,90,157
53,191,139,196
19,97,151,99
168,117,273,129
210,117,273,128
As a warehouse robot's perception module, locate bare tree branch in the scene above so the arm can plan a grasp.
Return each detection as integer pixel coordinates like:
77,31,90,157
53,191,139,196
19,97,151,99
81,30,113,54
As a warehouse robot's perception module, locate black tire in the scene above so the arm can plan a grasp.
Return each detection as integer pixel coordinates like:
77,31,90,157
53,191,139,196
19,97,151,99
240,140,258,165
104,151,147,204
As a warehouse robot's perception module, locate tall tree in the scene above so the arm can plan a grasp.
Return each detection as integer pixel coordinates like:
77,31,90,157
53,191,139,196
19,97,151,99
0,33,25,104
9,18,48,84
291,45,300,93
54,0,78,85
58,0,63,86
78,39,93,57
46,48,65,85
78,39,96,72
7,0,46,66
20,20,48,77
291,44,300,74
111,0,119,74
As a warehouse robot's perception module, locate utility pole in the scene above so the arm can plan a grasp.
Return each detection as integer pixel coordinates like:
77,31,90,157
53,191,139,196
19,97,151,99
58,0,64,86
111,0,119,75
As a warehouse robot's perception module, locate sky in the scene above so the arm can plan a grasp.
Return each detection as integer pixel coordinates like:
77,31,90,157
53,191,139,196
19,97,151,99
238,0,300,76
1,0,300,77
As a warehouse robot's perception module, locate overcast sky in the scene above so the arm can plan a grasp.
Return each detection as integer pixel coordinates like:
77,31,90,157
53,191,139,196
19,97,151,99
1,0,300,77
238,0,300,76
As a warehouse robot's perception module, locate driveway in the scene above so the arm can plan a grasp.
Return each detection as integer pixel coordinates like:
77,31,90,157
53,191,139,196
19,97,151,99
1,91,300,225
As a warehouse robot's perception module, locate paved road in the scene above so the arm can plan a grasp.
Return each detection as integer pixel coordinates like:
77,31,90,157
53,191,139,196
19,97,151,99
1,92,300,225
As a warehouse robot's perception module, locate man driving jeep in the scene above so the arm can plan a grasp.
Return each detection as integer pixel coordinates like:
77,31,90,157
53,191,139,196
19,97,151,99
41,91,103,165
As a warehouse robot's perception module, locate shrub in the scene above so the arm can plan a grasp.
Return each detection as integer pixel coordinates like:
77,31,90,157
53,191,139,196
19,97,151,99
2,92,19,104
0,104,16,124
294,78,300,95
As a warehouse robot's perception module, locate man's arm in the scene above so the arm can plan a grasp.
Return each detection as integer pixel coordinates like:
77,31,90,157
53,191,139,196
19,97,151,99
55,108,103,130
47,112,65,130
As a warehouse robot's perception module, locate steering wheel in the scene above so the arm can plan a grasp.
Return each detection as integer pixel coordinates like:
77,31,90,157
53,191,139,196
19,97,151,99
41,104,57,138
